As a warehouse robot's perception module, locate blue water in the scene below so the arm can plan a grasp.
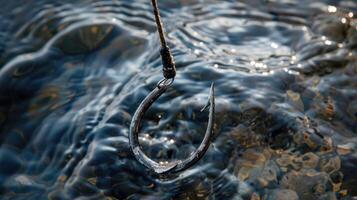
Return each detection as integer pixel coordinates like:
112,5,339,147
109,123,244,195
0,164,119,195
0,0,356,199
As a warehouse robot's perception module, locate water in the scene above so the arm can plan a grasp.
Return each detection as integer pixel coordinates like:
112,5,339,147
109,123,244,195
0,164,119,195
0,0,356,199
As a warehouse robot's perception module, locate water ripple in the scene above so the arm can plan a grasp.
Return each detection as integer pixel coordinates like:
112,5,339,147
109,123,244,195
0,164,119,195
0,0,356,199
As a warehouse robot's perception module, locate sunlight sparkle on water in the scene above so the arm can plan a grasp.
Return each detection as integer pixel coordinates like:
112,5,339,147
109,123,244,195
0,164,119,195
325,40,332,45
327,5,337,13
271,42,279,49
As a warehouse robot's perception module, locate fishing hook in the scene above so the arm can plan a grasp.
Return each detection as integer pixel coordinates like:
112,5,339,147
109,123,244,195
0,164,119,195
128,0,215,174
129,81,215,174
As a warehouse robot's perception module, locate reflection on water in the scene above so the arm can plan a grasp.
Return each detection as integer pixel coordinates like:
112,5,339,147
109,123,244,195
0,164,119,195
0,0,356,199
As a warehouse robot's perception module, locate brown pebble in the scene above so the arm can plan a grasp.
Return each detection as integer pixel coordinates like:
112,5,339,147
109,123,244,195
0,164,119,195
320,156,341,173
338,189,348,196
258,178,269,187
264,189,299,200
87,177,97,185
322,96,334,120
301,152,319,169
56,175,68,185
238,167,250,181
281,169,330,200
337,144,353,155
251,192,261,200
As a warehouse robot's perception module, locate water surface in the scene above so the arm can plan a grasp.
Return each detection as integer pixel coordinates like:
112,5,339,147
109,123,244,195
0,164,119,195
0,0,356,199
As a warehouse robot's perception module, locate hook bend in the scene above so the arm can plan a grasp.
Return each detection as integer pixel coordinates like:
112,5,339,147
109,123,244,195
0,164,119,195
129,82,215,174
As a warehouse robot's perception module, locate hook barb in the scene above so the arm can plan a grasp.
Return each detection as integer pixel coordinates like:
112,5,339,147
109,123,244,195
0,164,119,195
201,82,215,112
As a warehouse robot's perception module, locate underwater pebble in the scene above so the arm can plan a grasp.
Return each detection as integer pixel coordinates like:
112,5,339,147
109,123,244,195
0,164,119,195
336,144,353,155
319,155,341,173
329,171,343,192
286,90,304,111
317,192,337,200
238,167,250,181
250,192,261,200
301,152,319,169
281,169,330,200
263,189,299,200
312,14,349,42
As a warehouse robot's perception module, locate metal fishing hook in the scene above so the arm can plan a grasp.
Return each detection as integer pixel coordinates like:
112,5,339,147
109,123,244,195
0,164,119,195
128,0,215,174
129,81,215,174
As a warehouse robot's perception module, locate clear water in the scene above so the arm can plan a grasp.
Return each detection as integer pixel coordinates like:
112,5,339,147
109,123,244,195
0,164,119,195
0,0,356,199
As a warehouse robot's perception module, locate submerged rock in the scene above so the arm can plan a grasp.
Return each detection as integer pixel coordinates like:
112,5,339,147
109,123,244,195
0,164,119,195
263,189,299,200
281,169,331,200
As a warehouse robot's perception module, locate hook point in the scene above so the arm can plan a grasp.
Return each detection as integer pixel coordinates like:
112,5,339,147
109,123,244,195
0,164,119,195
200,82,215,112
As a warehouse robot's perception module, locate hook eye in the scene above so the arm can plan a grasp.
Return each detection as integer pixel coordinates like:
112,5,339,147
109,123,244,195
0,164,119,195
157,78,174,88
